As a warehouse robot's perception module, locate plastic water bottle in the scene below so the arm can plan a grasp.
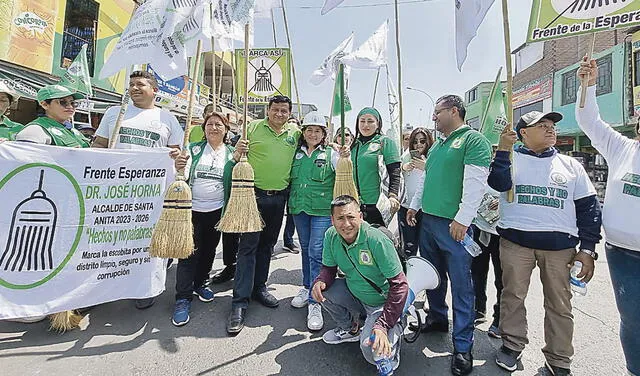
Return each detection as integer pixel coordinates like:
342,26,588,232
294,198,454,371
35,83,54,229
460,233,482,257
364,334,394,376
570,261,587,296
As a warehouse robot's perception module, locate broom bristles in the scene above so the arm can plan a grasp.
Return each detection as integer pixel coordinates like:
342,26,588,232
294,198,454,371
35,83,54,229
217,159,264,233
149,178,194,259
333,157,359,199
48,311,82,333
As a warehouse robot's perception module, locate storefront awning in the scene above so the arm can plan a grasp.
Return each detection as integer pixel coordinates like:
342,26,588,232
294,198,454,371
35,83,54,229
0,60,121,111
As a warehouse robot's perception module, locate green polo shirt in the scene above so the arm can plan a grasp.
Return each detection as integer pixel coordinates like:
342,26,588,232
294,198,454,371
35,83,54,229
322,222,403,307
0,116,24,140
289,146,335,217
351,134,401,204
247,118,300,190
422,125,491,220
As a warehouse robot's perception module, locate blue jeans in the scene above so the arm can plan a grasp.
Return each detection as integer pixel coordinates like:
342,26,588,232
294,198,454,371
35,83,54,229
398,206,422,258
283,210,295,245
419,213,475,353
606,243,640,375
293,212,332,303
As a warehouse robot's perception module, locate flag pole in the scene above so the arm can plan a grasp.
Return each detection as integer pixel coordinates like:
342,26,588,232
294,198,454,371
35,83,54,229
372,66,381,107
218,51,225,101
281,0,302,118
209,3,217,111
501,0,515,202
328,83,336,140
393,0,404,149
271,7,278,47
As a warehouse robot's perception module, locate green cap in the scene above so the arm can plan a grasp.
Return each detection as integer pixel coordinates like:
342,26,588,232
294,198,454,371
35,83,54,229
36,85,85,102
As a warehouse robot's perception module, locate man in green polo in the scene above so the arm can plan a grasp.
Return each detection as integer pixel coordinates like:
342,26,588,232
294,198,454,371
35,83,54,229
226,95,301,335
312,195,408,375
0,84,24,140
406,94,492,376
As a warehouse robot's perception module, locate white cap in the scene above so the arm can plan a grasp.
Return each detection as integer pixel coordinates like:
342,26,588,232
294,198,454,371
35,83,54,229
302,111,327,128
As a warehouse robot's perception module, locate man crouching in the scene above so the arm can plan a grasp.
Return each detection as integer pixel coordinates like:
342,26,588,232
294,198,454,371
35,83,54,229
312,195,408,375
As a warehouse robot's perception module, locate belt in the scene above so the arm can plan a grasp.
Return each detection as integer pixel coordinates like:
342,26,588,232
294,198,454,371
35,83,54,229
255,187,287,196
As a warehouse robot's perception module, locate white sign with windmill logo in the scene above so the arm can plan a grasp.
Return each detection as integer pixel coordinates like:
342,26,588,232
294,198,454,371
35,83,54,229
0,143,174,319
235,48,292,104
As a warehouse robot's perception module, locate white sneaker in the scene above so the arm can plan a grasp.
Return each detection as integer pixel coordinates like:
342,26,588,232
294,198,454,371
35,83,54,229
291,287,309,308
307,303,324,331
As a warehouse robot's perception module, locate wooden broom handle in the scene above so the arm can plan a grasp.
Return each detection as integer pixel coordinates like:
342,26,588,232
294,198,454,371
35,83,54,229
501,0,515,203
579,32,597,109
242,23,249,141
109,90,130,148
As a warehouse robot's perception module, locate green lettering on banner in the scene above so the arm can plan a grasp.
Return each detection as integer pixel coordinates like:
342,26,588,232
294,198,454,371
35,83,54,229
515,185,548,195
623,183,640,198
622,173,640,185
517,194,561,208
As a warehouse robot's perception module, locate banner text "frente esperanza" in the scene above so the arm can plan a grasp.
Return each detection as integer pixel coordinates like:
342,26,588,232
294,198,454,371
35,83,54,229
83,166,167,182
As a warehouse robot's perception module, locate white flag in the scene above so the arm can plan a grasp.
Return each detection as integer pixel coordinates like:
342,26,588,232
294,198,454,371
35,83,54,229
342,20,388,69
321,0,345,15
455,0,495,71
385,65,400,139
99,0,214,80
212,0,253,49
310,33,354,86
254,0,278,18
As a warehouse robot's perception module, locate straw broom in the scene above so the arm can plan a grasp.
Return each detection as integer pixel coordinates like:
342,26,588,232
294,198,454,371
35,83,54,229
333,63,359,199
217,23,264,233
148,40,204,258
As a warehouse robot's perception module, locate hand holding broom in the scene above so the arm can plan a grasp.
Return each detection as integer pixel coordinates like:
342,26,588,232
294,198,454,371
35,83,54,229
333,63,359,200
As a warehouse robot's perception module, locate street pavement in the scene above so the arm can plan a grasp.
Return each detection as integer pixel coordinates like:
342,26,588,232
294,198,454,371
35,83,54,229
0,237,625,376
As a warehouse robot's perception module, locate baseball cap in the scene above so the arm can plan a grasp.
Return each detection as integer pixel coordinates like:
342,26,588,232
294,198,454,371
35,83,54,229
37,85,85,102
516,111,563,139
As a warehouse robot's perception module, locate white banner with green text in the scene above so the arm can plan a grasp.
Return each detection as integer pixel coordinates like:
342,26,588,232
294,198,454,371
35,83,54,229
0,143,174,319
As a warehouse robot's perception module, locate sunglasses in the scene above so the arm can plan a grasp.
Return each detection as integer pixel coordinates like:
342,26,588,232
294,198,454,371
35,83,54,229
433,107,453,116
56,99,79,108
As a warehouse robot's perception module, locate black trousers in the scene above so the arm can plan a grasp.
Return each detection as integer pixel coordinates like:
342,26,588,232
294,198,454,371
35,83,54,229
175,209,223,301
221,232,239,266
232,189,287,309
471,225,502,323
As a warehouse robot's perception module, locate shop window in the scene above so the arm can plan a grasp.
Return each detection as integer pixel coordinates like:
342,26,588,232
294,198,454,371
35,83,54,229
61,0,99,76
467,116,480,130
561,69,578,106
466,88,477,103
596,54,612,96
513,101,543,122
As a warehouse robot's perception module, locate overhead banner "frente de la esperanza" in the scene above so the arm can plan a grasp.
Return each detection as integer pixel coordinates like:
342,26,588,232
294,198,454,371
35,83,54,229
528,0,640,43
0,143,175,320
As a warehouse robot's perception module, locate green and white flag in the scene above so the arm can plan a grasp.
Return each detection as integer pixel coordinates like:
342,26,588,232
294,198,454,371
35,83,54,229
480,67,507,146
60,44,93,97
331,63,351,117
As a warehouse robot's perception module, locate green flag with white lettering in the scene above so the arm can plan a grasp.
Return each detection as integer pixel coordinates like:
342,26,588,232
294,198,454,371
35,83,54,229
480,67,507,145
332,63,351,117
60,44,93,97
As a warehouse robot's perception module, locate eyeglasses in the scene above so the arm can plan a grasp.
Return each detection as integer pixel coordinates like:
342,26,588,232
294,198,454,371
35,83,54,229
529,122,556,131
56,99,79,108
433,107,452,116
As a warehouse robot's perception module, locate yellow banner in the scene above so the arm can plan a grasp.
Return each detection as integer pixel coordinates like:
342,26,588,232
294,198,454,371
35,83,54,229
0,0,59,73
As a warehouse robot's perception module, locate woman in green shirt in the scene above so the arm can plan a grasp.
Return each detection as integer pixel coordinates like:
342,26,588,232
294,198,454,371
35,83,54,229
14,85,89,147
0,88,24,140
351,107,402,227
288,111,348,332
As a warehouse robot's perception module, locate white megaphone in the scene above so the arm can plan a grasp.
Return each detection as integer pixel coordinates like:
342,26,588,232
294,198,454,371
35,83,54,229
403,256,440,314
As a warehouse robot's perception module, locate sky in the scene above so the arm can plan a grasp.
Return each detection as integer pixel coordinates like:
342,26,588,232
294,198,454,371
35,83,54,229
253,0,535,131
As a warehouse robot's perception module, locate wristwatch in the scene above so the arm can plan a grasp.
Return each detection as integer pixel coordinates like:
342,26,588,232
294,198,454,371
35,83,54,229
579,249,598,260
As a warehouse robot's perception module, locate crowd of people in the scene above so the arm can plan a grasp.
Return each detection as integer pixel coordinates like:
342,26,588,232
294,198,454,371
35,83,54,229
0,57,638,376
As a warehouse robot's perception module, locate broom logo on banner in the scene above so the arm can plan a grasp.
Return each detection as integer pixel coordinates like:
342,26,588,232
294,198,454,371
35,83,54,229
552,0,631,20
0,164,84,290
249,57,283,97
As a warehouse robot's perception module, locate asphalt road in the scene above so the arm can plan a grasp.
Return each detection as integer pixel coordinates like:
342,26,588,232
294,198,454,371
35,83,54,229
0,238,625,376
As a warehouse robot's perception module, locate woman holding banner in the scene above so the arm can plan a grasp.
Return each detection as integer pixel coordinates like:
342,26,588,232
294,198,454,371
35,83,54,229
350,107,401,227
171,112,241,327
14,85,89,147
288,112,349,331
399,127,433,258
9,84,89,330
